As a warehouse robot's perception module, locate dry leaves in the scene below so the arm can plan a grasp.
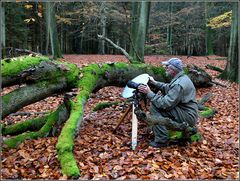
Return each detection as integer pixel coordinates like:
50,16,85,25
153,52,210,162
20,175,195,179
1,55,238,180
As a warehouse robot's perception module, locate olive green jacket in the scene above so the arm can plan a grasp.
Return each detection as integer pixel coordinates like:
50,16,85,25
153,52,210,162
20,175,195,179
147,71,198,125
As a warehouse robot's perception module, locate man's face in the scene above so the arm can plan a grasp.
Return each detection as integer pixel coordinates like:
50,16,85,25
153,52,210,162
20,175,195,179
165,65,176,78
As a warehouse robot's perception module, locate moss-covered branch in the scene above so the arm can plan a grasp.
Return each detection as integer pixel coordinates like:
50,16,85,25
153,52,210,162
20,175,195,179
1,55,49,87
2,55,80,88
2,115,49,136
3,104,68,149
56,64,102,177
197,93,216,118
92,101,120,112
2,79,67,119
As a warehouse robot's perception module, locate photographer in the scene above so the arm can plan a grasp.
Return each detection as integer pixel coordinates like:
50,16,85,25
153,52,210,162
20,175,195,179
137,58,198,148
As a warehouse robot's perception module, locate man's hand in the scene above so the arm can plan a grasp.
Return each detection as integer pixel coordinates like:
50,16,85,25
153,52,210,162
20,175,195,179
149,76,157,85
138,84,151,95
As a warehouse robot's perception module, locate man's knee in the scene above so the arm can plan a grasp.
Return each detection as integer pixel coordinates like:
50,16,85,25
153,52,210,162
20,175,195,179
152,125,169,143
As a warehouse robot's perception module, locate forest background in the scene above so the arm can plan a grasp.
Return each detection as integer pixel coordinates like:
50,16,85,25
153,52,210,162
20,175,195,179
1,1,235,58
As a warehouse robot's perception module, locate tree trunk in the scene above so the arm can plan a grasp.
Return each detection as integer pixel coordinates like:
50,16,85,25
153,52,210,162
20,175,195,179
1,55,213,177
130,2,151,63
167,2,173,54
45,2,62,59
45,2,50,55
99,2,106,54
219,2,238,82
0,2,6,58
129,2,140,57
205,2,214,55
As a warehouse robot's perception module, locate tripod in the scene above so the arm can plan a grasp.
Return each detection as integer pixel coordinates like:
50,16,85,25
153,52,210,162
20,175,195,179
113,91,142,150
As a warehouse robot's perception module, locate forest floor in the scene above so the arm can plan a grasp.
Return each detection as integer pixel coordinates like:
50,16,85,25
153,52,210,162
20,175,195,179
1,55,239,180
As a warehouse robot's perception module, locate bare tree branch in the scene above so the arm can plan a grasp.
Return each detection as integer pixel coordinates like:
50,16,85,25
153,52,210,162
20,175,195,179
97,34,134,63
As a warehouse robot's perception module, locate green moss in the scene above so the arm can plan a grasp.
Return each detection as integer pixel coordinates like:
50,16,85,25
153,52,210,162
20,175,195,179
190,133,201,142
58,152,80,177
113,62,131,69
168,130,201,143
2,93,11,105
3,132,38,148
56,110,79,154
168,130,183,139
54,61,81,87
56,103,84,177
2,116,48,136
56,70,100,177
183,67,189,74
1,55,49,77
199,107,215,118
35,81,49,88
77,67,100,92
92,101,119,112
0,123,4,131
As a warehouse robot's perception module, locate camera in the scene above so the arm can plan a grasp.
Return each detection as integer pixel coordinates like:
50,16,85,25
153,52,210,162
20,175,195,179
127,80,144,89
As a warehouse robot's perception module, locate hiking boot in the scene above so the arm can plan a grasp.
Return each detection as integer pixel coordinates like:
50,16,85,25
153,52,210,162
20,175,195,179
149,141,168,148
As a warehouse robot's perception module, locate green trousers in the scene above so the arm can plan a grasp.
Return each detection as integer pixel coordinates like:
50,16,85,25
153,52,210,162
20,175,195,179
148,104,197,143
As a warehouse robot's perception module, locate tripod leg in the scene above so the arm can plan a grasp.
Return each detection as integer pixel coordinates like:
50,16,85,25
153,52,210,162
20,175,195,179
131,104,138,150
112,105,132,133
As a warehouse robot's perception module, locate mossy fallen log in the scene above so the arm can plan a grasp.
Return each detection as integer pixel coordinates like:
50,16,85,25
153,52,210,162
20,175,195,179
187,64,213,87
2,55,80,88
1,55,214,178
205,64,224,73
197,93,216,118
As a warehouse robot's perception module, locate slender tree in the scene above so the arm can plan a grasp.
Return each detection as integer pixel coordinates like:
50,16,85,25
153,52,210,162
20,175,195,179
205,1,214,55
219,2,239,82
45,2,62,59
167,2,173,54
0,2,6,58
129,2,140,57
98,2,107,54
130,1,151,62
